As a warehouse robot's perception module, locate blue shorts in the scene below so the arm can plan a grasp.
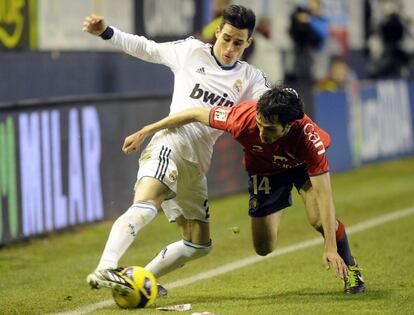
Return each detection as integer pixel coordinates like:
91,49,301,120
248,164,310,217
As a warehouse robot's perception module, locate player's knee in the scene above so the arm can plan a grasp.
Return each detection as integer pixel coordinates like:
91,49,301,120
118,202,157,228
183,239,212,260
253,234,277,256
254,242,276,256
255,247,273,256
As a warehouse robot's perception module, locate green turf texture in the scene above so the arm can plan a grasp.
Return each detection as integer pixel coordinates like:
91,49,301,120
0,157,413,314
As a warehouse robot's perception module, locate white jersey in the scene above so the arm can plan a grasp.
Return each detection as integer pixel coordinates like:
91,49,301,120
109,27,270,173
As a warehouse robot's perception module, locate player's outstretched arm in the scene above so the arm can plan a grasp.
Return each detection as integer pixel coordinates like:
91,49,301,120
122,108,211,154
309,173,348,280
82,14,108,36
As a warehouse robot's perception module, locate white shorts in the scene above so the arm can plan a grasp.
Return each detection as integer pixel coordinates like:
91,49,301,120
136,144,210,223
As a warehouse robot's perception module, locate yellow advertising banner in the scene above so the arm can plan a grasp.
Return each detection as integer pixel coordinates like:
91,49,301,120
0,0,37,50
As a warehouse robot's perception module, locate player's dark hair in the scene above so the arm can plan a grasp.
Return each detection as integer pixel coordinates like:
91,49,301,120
256,86,305,126
220,5,256,37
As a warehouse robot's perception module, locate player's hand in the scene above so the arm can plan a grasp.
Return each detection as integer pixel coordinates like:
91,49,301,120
122,130,147,154
323,250,348,280
82,14,107,36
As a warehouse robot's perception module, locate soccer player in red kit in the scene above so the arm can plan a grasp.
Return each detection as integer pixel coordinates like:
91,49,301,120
123,86,365,294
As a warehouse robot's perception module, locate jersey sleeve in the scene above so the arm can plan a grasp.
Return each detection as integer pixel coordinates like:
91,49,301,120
109,27,193,71
300,123,330,176
209,106,246,138
245,68,271,100
304,148,329,176
209,106,234,133
209,103,254,138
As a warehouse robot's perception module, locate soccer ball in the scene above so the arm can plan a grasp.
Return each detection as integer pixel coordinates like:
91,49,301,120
112,266,158,309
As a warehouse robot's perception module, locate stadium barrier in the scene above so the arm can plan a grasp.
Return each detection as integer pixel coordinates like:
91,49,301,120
0,51,174,104
1,80,413,245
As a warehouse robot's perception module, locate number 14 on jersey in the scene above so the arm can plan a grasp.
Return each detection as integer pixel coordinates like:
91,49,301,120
252,175,271,195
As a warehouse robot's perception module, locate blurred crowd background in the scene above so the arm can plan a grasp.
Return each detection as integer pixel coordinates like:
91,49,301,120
1,0,413,107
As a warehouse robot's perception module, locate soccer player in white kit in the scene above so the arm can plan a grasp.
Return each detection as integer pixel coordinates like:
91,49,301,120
82,5,270,295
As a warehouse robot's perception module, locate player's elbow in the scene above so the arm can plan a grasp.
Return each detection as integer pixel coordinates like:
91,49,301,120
193,108,210,125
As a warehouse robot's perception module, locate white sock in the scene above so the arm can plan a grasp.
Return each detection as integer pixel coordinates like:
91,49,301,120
145,239,212,278
97,202,157,270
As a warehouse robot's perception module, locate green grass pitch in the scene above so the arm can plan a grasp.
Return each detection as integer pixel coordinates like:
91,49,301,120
1,157,414,314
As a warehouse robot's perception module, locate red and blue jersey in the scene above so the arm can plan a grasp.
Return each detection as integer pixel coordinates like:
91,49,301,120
209,102,331,176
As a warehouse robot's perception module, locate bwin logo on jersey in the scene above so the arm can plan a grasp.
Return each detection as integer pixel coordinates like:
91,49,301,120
190,83,234,106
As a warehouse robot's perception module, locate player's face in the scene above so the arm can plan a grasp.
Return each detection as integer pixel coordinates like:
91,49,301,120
213,24,252,66
256,113,291,144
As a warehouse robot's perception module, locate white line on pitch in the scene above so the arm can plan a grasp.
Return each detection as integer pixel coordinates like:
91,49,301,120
54,206,414,315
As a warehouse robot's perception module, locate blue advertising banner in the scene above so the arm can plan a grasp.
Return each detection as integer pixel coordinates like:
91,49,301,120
357,81,414,163
314,90,353,172
314,80,414,172
0,105,107,244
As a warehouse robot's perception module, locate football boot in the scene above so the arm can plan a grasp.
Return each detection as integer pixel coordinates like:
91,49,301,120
86,268,134,295
344,264,365,294
157,283,168,297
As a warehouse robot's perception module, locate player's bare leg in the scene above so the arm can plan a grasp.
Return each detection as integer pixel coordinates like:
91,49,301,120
299,180,365,293
250,210,283,256
176,215,211,244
